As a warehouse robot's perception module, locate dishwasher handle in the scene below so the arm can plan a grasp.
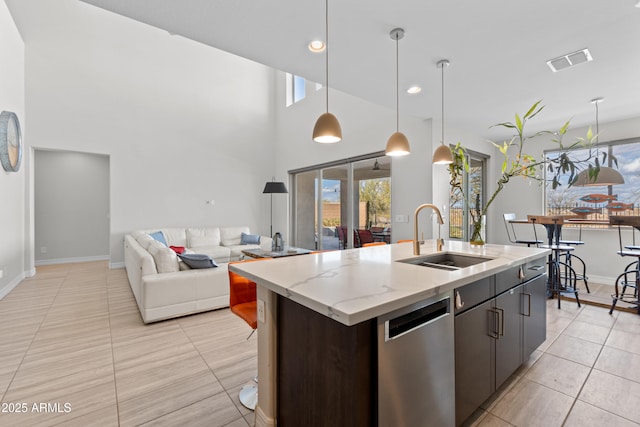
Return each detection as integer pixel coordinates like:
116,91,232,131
385,297,450,341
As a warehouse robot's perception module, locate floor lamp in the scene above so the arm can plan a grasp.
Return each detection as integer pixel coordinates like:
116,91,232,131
263,179,288,237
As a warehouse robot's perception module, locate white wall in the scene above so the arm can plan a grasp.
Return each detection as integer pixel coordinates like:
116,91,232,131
34,150,109,264
19,1,277,266
274,75,433,244
0,0,26,298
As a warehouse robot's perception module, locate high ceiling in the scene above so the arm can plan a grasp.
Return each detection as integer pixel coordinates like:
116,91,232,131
38,1,640,139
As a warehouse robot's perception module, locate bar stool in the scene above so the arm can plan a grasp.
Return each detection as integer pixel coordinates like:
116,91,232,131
558,229,590,294
503,213,542,247
229,259,270,410
608,216,640,314
530,216,581,309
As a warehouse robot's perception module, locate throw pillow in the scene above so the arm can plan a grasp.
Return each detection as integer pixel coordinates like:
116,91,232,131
178,253,218,269
170,245,186,254
148,231,168,247
240,232,260,245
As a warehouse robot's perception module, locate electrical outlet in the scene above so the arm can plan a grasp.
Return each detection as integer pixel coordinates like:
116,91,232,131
395,214,409,223
40,246,48,254
257,299,265,323
205,199,216,205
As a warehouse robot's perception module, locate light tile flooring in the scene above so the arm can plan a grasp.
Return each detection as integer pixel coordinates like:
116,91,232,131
0,262,255,426
0,262,639,426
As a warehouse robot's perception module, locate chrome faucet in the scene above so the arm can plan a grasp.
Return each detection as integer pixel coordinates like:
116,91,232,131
413,204,444,255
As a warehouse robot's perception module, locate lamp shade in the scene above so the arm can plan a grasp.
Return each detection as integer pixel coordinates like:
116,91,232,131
263,181,288,194
313,112,342,143
432,143,454,164
385,132,410,157
573,166,625,187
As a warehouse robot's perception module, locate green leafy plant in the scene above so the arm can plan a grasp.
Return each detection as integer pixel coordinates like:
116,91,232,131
448,101,597,244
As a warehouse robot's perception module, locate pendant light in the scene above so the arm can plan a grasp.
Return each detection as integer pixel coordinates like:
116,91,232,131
432,59,454,164
385,28,410,157
574,97,624,186
312,0,342,143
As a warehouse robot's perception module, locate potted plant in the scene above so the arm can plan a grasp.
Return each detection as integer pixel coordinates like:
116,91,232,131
448,101,599,245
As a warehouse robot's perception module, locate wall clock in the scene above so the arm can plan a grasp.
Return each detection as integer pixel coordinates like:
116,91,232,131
0,111,22,172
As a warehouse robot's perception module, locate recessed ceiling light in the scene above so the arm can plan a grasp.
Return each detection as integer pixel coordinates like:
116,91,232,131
308,40,325,52
546,48,593,72
636,0,640,8
407,86,422,94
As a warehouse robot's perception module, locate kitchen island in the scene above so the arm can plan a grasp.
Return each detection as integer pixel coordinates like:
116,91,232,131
230,240,549,427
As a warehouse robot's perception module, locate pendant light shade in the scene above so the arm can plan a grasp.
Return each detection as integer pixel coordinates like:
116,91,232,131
574,166,625,186
433,143,454,164
432,59,453,164
313,112,342,143
385,28,410,157
574,98,624,186
313,0,341,143
386,131,410,157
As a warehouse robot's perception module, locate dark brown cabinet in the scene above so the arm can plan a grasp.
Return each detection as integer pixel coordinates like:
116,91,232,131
454,259,546,426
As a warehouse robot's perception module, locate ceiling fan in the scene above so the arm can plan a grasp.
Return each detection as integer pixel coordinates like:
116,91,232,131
372,159,391,171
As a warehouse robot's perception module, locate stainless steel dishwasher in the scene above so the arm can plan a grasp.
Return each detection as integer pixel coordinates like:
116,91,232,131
378,291,455,427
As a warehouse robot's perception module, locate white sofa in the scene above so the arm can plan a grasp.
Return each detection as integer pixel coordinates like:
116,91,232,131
124,226,271,323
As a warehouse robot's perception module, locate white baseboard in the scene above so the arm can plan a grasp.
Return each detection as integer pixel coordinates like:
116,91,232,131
0,272,25,300
109,261,125,269
588,274,615,286
35,255,110,266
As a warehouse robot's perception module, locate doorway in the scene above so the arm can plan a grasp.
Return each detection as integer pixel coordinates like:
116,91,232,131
34,149,110,265
449,151,487,241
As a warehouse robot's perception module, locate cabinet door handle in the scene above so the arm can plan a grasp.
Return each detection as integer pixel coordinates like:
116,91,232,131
455,290,465,310
522,293,532,317
487,309,499,339
496,308,505,337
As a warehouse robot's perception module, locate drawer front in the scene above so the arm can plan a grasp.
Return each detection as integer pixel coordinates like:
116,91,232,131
495,257,547,295
495,265,523,295
454,276,492,315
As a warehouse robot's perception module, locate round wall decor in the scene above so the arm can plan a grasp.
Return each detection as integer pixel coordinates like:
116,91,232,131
0,111,22,172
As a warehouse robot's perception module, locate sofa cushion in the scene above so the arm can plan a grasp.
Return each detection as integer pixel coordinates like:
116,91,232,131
161,228,188,247
187,227,221,248
148,231,168,246
221,226,250,246
241,232,261,245
148,240,179,273
136,233,156,250
191,245,231,263
178,253,218,269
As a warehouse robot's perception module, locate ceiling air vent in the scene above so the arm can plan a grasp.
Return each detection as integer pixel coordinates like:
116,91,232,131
546,48,592,72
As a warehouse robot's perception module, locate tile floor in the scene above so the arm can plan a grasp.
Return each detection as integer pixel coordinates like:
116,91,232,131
0,262,255,426
0,261,639,426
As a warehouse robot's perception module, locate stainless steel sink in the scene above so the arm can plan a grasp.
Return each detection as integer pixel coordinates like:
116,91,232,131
398,252,494,271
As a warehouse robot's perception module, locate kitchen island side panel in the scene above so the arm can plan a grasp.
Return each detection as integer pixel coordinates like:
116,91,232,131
277,295,377,426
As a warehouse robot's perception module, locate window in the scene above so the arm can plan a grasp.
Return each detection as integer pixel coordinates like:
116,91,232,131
285,73,307,106
449,150,487,240
545,138,640,222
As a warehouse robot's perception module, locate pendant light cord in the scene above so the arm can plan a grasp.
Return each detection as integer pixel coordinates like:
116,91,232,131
395,34,399,132
325,0,329,113
441,62,445,144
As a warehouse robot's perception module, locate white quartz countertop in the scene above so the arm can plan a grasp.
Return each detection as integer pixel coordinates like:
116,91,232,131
229,240,550,326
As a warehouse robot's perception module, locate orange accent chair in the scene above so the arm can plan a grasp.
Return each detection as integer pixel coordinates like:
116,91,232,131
397,239,413,243
362,242,387,247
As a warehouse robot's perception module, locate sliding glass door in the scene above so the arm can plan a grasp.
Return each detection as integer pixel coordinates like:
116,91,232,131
291,153,391,250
